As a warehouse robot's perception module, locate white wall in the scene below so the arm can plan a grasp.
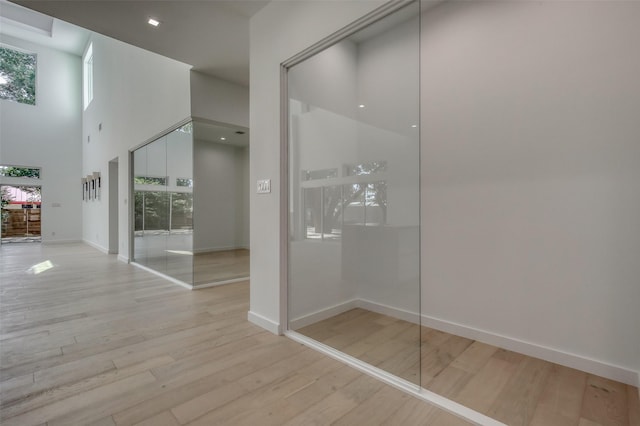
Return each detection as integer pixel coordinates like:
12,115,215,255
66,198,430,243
251,0,640,383
193,139,248,252
190,71,249,128
0,34,82,243
249,0,385,333
82,32,192,256
421,1,640,381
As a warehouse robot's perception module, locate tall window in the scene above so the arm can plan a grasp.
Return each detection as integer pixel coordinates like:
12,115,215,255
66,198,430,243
83,43,93,109
0,45,36,106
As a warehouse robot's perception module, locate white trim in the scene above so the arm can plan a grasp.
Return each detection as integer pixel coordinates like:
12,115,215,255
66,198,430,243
193,276,249,289
130,262,193,290
285,331,505,426
289,299,359,329
248,310,281,335
357,299,420,325
83,239,109,254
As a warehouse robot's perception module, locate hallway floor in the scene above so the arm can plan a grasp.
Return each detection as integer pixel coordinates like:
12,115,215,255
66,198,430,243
0,243,467,426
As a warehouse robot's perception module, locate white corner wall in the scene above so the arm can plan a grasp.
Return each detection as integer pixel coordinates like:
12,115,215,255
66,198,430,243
0,34,82,243
249,0,386,333
420,0,640,384
82,33,192,256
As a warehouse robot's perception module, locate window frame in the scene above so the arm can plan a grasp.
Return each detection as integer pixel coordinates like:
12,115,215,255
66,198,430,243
83,43,94,110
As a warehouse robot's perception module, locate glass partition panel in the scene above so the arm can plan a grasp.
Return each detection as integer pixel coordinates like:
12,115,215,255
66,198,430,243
287,2,421,385
192,121,250,287
165,125,194,284
132,120,249,288
136,135,169,276
133,145,149,267
133,124,194,285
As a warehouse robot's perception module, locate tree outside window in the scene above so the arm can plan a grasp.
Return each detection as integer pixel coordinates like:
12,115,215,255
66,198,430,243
0,46,36,106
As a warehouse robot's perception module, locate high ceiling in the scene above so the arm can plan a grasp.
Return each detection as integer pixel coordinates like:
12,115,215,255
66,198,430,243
7,0,269,87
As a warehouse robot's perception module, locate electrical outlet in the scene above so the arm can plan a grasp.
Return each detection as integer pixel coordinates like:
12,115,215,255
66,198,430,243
257,179,271,194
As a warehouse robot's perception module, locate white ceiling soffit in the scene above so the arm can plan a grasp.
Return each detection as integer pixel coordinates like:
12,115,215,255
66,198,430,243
193,120,249,148
0,0,90,55
9,1,269,86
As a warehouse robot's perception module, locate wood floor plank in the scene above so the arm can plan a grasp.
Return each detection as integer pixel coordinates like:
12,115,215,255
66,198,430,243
1,372,157,426
488,356,552,425
449,341,499,374
449,357,518,413
332,381,411,425
629,385,640,426
529,364,587,426
1,358,116,410
581,375,630,426
2,356,173,420
381,394,471,425
133,411,180,426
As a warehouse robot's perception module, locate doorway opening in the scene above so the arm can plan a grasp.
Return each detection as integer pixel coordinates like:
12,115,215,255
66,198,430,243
1,185,42,244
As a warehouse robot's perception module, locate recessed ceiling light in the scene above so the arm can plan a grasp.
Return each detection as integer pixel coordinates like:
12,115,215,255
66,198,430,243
411,124,418,128
148,18,160,27
220,137,226,141
358,104,365,108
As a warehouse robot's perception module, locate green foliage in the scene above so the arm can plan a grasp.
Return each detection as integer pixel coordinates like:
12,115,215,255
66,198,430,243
1,186,13,209
134,191,193,231
0,166,40,178
0,46,36,105
134,176,167,186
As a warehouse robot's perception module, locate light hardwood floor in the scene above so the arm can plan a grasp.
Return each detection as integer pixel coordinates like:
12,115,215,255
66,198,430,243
299,309,640,426
0,243,468,426
193,249,250,286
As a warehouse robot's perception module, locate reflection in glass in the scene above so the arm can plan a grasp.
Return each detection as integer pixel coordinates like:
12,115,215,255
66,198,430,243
133,126,193,283
132,120,250,288
287,2,420,385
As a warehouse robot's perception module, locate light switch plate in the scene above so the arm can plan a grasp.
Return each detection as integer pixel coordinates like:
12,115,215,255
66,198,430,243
257,179,271,194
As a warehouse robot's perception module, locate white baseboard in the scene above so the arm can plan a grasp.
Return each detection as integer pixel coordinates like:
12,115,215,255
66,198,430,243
193,276,250,289
130,262,193,290
248,310,281,335
357,299,420,325
292,298,640,387
83,239,109,254
421,314,639,387
289,299,359,329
